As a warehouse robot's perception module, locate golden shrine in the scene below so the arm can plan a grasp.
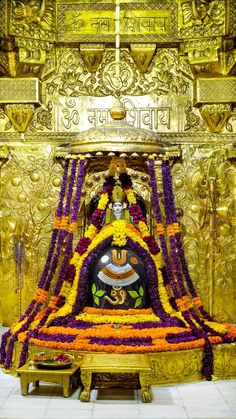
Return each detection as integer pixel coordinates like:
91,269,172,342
0,0,236,388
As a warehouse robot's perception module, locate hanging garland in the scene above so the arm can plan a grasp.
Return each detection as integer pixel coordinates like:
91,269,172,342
1,155,236,380
1,156,86,370
147,157,236,380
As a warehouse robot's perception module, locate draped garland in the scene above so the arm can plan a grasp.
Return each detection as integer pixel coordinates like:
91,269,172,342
148,158,216,379
1,156,235,380
0,156,86,370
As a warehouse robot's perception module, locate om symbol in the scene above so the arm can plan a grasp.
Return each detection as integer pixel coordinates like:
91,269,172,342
104,286,127,305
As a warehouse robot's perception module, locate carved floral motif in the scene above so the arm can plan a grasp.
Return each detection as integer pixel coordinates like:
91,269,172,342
45,48,189,98
29,101,53,131
184,100,207,132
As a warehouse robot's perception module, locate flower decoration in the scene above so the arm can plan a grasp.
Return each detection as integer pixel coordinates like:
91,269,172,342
1,155,236,382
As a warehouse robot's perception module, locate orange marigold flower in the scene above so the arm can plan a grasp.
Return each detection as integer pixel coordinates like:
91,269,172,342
68,222,78,233
156,223,165,235
83,307,153,316
53,216,61,229
192,297,202,308
48,296,59,310
176,295,193,312
33,288,48,304
60,216,69,230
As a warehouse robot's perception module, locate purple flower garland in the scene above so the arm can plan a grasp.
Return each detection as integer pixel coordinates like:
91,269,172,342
0,330,11,365
148,157,215,379
40,158,78,293
161,160,214,321
17,158,86,367
1,158,86,369
53,158,85,297
147,159,180,298
161,159,215,379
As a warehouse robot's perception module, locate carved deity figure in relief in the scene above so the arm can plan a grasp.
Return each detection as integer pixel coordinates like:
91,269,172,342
13,0,52,28
181,0,222,26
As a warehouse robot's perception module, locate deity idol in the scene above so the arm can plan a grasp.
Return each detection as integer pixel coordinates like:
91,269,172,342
87,184,148,309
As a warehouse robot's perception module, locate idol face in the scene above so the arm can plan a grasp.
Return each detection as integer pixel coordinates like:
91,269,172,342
112,202,123,215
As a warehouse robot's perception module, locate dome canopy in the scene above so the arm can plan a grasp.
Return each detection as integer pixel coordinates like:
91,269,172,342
64,99,165,155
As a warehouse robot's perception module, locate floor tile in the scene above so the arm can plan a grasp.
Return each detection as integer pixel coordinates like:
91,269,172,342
44,409,93,419
0,399,6,409
185,407,235,419
139,404,188,418
2,395,50,409
92,405,139,419
0,407,47,419
48,397,94,410
226,401,236,416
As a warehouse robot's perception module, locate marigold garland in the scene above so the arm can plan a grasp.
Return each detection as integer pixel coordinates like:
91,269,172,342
83,307,153,316
33,288,48,304
97,193,109,210
26,336,208,353
1,155,236,378
75,312,161,325
112,219,127,247
39,325,187,340
68,222,78,233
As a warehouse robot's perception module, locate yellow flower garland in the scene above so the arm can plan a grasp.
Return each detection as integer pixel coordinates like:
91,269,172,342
138,220,150,238
84,224,97,240
125,189,137,205
112,219,127,247
75,311,161,324
97,193,109,210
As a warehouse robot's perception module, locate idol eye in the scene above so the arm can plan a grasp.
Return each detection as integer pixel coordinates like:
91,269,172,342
101,255,109,264
130,257,138,265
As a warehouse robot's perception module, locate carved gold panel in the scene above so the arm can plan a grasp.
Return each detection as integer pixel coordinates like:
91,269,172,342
0,0,8,38
57,1,178,43
172,145,236,322
4,104,35,133
193,77,236,106
0,148,63,324
228,0,236,36
178,0,226,38
0,78,42,105
9,0,55,41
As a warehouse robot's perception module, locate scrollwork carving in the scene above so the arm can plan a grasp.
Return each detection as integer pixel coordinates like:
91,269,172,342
45,48,189,98
29,101,53,131
184,100,207,132
149,349,202,382
0,105,12,131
